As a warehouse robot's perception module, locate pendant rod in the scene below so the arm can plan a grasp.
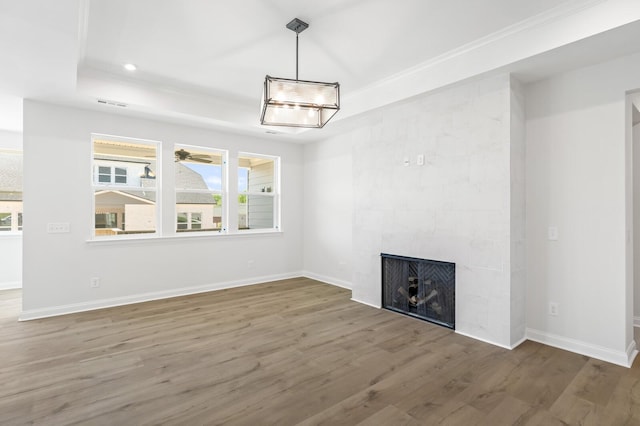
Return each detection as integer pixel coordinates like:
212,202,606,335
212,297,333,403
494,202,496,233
286,18,307,81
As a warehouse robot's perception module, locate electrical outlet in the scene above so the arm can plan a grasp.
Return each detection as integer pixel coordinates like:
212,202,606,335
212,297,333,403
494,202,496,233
549,302,559,316
548,226,558,241
90,277,100,288
417,154,425,166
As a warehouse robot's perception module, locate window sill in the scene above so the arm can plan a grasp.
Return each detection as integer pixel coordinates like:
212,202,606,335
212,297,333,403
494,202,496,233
86,229,282,245
0,232,22,238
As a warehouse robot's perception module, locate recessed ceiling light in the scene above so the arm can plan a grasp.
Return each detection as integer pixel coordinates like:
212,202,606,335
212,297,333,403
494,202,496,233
123,63,137,71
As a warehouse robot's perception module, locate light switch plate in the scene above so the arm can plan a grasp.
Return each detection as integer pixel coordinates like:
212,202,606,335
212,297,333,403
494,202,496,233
548,226,558,241
47,222,70,233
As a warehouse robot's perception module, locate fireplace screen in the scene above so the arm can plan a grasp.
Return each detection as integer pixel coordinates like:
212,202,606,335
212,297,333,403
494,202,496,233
381,253,455,329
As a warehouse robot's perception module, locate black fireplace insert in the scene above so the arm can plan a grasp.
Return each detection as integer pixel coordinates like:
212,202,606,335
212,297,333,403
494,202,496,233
381,253,455,329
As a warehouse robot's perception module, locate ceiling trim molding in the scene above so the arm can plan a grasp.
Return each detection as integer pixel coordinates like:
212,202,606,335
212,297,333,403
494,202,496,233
339,0,640,122
344,0,606,102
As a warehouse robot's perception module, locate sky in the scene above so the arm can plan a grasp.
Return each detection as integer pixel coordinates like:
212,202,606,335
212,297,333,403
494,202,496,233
184,163,248,192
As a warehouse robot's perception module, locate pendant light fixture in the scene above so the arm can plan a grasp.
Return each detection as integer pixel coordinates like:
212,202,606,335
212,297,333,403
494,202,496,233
260,18,340,129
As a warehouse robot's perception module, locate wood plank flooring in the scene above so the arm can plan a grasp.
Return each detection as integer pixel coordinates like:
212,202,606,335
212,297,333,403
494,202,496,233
2,278,640,425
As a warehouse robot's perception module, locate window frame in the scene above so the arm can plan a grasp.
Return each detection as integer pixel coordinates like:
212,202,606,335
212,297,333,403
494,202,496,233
91,134,161,240
174,144,228,235
0,148,23,235
237,152,281,233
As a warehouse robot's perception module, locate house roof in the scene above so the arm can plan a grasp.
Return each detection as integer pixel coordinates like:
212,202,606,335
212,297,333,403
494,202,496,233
122,162,215,205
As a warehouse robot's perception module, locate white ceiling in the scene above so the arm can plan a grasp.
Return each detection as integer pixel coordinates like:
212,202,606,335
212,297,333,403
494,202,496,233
2,0,640,141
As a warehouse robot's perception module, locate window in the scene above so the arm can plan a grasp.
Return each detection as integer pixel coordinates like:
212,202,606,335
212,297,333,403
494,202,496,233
96,166,128,184
95,213,118,228
175,145,226,233
0,213,11,231
238,153,279,231
177,212,202,231
92,135,159,238
0,149,23,232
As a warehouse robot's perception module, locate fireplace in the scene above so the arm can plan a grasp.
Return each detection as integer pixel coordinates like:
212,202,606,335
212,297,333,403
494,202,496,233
381,253,455,329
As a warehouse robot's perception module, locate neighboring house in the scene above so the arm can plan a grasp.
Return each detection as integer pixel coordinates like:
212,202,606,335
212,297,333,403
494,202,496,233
94,157,221,236
0,151,23,232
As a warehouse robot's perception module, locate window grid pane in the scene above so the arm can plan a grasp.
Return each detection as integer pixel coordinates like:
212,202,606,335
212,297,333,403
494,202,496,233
93,137,157,237
238,154,278,231
175,146,226,233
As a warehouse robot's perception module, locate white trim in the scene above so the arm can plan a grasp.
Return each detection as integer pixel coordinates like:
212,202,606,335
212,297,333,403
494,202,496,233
0,232,22,239
634,316,640,327
86,228,283,245
301,271,351,290
627,339,638,367
350,297,381,309
345,0,604,100
19,272,303,321
455,330,513,350
510,335,528,350
526,327,634,368
0,281,21,290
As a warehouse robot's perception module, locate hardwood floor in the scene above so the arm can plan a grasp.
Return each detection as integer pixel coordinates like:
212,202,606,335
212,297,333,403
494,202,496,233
2,278,640,425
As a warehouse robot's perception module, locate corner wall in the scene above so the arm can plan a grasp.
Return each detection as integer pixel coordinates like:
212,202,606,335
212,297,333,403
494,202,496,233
634,121,640,325
525,52,640,366
302,135,354,288
22,101,304,318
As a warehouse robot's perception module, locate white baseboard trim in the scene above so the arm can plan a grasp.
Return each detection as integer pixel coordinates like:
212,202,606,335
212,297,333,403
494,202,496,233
350,297,381,309
0,281,21,290
627,339,638,367
526,327,635,368
301,271,352,290
510,335,528,350
455,330,513,350
19,272,303,321
634,316,640,327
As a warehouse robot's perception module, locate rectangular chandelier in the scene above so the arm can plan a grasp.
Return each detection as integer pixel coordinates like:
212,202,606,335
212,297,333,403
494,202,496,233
260,75,340,128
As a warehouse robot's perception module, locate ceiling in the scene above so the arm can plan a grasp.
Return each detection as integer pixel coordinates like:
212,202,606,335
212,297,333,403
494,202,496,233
2,0,640,141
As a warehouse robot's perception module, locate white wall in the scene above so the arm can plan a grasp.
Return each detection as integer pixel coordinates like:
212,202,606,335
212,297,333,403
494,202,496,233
0,129,22,289
21,101,304,318
635,121,640,325
525,52,640,366
304,74,525,348
510,77,526,345
0,235,21,290
302,132,354,288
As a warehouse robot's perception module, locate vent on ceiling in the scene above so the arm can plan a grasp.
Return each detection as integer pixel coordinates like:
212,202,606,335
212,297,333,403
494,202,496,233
97,99,128,108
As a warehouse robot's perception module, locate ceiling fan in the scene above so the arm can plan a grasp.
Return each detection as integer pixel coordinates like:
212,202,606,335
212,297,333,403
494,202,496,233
175,149,213,163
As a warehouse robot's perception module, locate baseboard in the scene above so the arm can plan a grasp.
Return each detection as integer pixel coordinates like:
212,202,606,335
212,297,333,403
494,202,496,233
455,330,513,350
301,271,352,290
350,297,381,309
0,281,21,290
627,339,638,367
526,327,634,368
19,272,303,321
510,335,528,350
